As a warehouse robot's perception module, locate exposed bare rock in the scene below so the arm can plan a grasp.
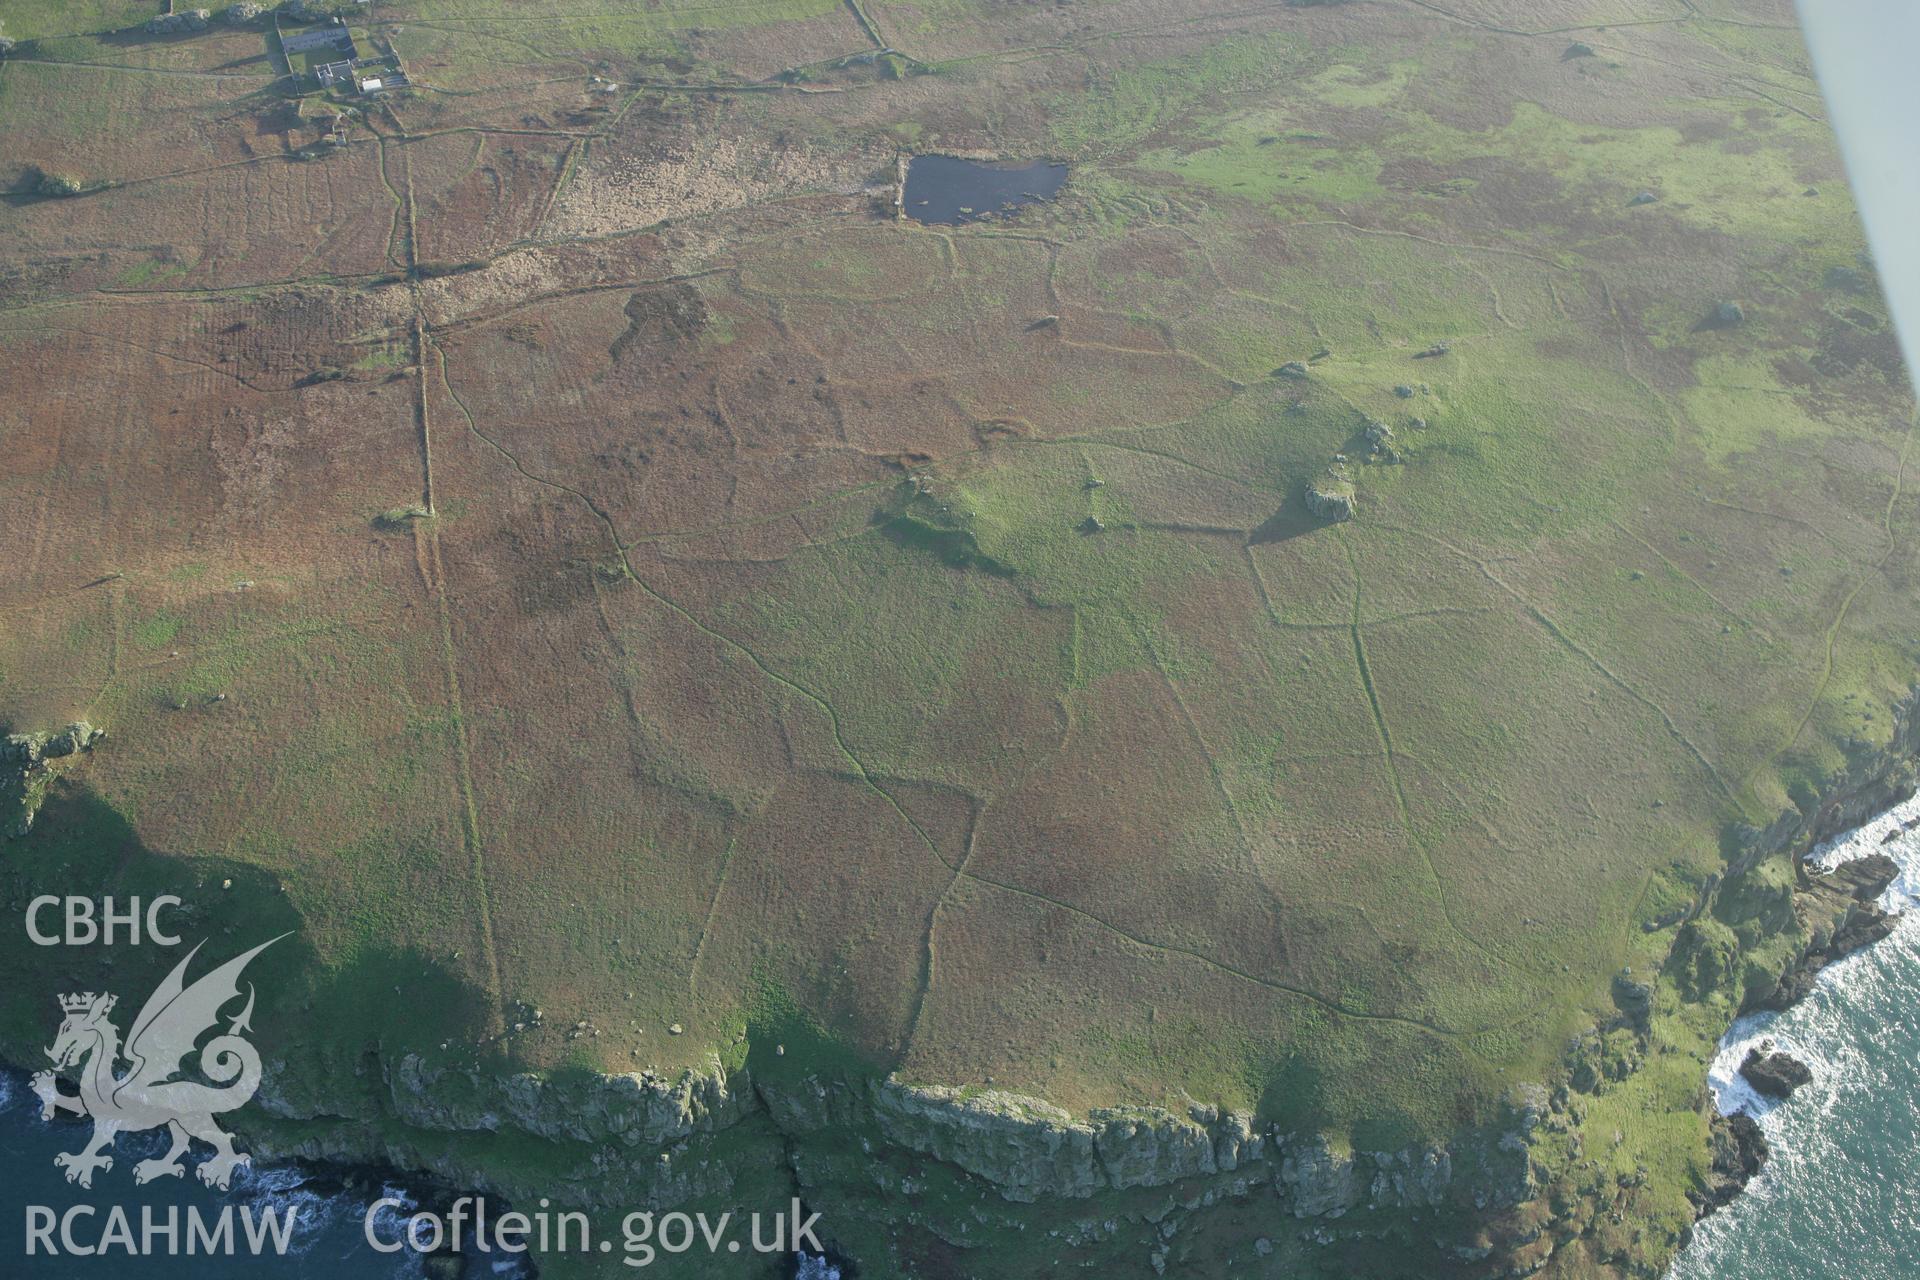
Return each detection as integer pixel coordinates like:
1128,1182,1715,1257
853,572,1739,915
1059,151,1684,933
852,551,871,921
146,8,211,33
1753,853,1901,1011
1740,1045,1813,1100
1691,1111,1768,1219
4,721,105,837
1306,466,1356,521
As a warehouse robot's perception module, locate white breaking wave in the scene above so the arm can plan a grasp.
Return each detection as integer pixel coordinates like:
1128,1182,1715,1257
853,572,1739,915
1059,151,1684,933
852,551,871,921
795,1252,844,1279
226,1162,366,1259
1674,791,1920,1278
1706,791,1920,1121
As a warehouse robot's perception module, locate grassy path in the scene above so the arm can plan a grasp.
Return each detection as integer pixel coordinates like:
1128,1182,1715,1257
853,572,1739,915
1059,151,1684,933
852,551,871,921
388,120,506,1033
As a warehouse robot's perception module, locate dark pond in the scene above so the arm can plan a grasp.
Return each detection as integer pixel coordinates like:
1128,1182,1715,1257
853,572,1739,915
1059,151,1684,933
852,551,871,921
903,155,1067,225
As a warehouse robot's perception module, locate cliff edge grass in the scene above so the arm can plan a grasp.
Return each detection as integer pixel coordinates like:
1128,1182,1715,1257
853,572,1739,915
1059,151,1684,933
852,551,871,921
5,688,1918,1280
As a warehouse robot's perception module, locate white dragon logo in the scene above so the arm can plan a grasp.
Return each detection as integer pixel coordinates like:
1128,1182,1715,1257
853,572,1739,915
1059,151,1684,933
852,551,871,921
29,935,285,1190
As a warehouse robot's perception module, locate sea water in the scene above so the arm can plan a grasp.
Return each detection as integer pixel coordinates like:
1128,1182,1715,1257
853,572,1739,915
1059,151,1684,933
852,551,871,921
0,1071,841,1277
10,788,1912,1280
0,1068,449,1277
1669,793,1920,1279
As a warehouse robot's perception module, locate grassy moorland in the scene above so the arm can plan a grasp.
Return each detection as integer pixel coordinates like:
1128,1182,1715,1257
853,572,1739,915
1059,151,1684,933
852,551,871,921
1,0,1914,1274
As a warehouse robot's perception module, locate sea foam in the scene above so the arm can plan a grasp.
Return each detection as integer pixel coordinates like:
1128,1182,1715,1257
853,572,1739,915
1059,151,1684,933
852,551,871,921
1673,792,1920,1279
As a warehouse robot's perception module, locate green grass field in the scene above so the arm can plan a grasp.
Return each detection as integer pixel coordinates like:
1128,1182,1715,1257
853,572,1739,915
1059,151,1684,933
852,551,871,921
1,0,1914,1275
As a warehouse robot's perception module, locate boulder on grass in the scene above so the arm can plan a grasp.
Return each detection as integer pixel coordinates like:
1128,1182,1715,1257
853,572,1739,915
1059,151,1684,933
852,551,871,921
1305,467,1356,522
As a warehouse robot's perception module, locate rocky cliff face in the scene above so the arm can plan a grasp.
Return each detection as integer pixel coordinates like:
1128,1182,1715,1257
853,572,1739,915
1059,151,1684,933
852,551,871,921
38,695,1920,1277
1488,687,1920,1280
237,1045,1534,1276
1690,1111,1769,1219
1731,687,1920,879
380,1051,751,1147
2,721,103,836
860,1084,1279,1202
1750,853,1901,1013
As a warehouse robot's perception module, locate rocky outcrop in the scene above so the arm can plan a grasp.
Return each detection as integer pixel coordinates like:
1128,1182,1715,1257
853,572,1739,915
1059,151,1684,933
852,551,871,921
4,721,104,836
1691,1111,1767,1218
1611,971,1654,1028
1751,852,1900,1012
10,722,102,765
1276,1136,1360,1216
382,1051,751,1147
246,1046,1531,1272
1739,1046,1813,1100
1306,466,1356,521
864,1083,1276,1201
146,8,211,33
1366,1145,1455,1209
863,1076,1524,1217
869,1081,1099,1201
1093,1104,1246,1189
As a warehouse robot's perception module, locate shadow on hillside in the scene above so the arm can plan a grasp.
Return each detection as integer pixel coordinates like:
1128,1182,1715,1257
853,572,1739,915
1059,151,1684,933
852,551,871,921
1247,492,1327,545
0,782,494,1077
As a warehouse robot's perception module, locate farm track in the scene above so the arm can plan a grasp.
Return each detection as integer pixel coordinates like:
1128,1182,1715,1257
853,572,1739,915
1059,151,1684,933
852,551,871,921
898,800,983,1062
684,837,739,1000
378,120,507,1034
1,56,278,79
0,323,281,392
1607,517,1753,628
1691,489,1860,559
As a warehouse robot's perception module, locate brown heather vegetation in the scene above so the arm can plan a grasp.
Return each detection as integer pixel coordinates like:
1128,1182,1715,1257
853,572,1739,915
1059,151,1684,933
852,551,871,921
0,0,1914,1274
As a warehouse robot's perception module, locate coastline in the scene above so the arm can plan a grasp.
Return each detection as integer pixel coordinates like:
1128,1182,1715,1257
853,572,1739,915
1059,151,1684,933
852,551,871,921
1667,794,1920,1279
2,1065,848,1278
0,1065,465,1277
1707,792,1918,1121
1468,688,1920,1279
6,691,1920,1278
